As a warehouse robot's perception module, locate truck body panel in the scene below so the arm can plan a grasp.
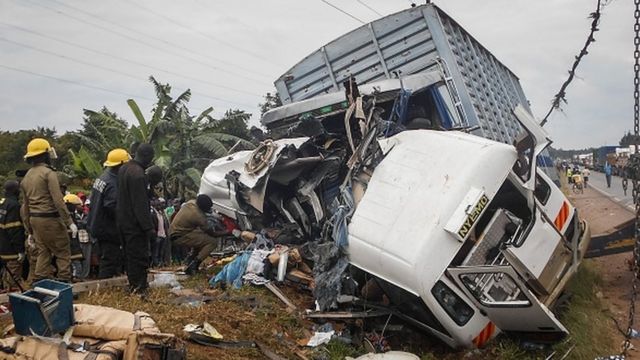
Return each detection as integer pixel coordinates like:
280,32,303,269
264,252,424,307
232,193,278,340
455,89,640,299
272,4,529,146
268,3,559,184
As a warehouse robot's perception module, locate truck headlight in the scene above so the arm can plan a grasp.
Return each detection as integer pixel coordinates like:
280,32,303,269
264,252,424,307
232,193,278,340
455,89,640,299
432,281,474,326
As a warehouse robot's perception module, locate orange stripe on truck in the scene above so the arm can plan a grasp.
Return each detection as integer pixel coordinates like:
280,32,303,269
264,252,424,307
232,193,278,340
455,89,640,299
472,322,495,348
554,201,570,231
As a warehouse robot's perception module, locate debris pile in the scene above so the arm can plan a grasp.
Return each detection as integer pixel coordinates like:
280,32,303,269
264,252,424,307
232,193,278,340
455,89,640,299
0,302,185,359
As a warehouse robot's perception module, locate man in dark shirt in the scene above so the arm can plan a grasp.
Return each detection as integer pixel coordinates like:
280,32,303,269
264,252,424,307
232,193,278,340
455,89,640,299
169,195,228,275
87,148,130,279
117,144,154,295
0,180,25,290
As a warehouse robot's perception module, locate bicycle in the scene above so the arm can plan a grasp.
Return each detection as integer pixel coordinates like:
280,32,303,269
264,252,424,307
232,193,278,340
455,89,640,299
572,180,584,194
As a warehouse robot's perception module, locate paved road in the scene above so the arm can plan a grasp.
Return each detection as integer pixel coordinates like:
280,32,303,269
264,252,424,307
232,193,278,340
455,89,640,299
582,171,635,210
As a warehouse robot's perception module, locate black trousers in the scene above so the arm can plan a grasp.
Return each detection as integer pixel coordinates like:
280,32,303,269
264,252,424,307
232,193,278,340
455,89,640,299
98,239,123,279
121,230,150,291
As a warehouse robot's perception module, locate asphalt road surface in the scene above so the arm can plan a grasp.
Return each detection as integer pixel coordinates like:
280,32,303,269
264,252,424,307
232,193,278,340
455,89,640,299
582,171,635,210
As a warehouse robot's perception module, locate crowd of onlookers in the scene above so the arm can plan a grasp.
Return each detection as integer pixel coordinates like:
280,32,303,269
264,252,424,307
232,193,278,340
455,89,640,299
0,138,231,297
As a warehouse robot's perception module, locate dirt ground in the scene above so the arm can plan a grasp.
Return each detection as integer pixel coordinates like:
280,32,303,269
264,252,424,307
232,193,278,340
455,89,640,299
568,185,640,357
0,183,637,359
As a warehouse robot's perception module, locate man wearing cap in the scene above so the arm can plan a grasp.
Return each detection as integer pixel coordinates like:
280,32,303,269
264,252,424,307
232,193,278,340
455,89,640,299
169,194,229,275
20,138,75,282
0,180,26,289
117,144,155,295
86,148,130,279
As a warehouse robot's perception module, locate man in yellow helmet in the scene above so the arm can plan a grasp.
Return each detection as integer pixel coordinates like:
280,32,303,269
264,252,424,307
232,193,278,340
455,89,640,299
20,138,75,283
86,148,130,279
63,194,87,280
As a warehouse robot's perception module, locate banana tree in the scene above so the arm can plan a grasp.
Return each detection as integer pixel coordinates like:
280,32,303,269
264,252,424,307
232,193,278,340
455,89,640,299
127,76,255,198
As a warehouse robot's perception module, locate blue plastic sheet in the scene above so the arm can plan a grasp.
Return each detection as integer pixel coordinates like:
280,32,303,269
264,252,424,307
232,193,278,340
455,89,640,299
209,252,251,289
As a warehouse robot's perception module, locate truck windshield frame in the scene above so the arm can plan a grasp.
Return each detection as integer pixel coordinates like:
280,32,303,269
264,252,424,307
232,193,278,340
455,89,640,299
459,271,532,308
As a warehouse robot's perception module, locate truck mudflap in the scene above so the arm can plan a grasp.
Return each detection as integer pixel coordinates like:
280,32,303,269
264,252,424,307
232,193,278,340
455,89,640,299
447,266,568,338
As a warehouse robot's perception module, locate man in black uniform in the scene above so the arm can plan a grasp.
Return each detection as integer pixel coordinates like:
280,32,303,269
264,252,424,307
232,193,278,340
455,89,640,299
117,144,154,295
0,180,25,290
87,148,130,279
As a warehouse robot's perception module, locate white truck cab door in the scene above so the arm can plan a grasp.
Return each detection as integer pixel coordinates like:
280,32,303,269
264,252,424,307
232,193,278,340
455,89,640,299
448,265,568,335
512,105,551,190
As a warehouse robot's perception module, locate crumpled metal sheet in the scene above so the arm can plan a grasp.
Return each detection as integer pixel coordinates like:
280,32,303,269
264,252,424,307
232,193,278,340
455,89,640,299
309,242,350,311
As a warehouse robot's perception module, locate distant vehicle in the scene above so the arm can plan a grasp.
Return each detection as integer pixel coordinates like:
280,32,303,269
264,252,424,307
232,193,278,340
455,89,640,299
592,146,618,172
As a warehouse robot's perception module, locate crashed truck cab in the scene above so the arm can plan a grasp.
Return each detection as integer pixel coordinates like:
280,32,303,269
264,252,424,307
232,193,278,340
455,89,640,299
199,72,590,349
347,108,590,348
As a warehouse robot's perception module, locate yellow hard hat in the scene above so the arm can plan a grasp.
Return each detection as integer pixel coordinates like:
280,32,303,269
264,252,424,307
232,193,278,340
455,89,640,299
24,138,51,159
103,148,131,167
63,193,82,205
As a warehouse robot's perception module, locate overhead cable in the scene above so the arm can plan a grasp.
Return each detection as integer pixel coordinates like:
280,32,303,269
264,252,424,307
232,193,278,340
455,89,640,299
320,0,366,24
47,0,274,81
20,0,271,85
127,0,283,68
356,0,383,17
0,64,155,101
0,29,262,98
0,38,257,108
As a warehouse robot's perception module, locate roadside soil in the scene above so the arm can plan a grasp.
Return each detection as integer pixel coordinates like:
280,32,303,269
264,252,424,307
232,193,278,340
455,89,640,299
568,185,640,357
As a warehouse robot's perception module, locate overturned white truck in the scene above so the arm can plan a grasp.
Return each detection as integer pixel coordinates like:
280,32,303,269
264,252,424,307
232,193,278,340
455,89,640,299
199,72,590,348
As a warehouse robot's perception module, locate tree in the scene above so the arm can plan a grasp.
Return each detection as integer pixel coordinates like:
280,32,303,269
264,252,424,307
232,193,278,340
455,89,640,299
620,131,640,147
206,109,252,140
258,91,282,117
0,128,59,179
123,77,254,198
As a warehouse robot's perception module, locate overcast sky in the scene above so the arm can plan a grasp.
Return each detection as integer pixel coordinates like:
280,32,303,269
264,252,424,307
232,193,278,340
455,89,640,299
0,0,632,149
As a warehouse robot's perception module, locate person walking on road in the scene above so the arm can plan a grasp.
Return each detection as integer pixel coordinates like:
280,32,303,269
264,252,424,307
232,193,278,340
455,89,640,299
20,138,75,283
581,167,590,188
117,144,155,296
0,180,26,290
605,162,613,188
87,148,130,279
169,194,228,275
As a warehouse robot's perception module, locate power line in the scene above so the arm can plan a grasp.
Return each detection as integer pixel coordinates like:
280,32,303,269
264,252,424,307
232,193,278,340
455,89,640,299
0,37,143,82
0,23,263,98
47,0,274,82
126,0,284,68
19,0,271,85
320,0,366,24
0,37,257,108
356,0,383,16
0,63,155,101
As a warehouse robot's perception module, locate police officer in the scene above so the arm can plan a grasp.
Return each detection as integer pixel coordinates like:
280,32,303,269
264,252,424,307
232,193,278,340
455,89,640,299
0,180,26,289
87,148,130,279
20,138,75,282
117,144,154,295
169,194,228,275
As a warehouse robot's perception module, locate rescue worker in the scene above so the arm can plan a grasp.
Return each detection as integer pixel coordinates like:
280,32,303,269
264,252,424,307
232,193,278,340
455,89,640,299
117,144,154,295
0,180,26,290
169,194,228,275
63,194,87,280
87,148,130,279
20,138,75,282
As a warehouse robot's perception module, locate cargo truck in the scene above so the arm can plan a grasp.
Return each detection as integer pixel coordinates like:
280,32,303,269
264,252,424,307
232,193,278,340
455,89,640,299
592,145,618,172
200,3,590,349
